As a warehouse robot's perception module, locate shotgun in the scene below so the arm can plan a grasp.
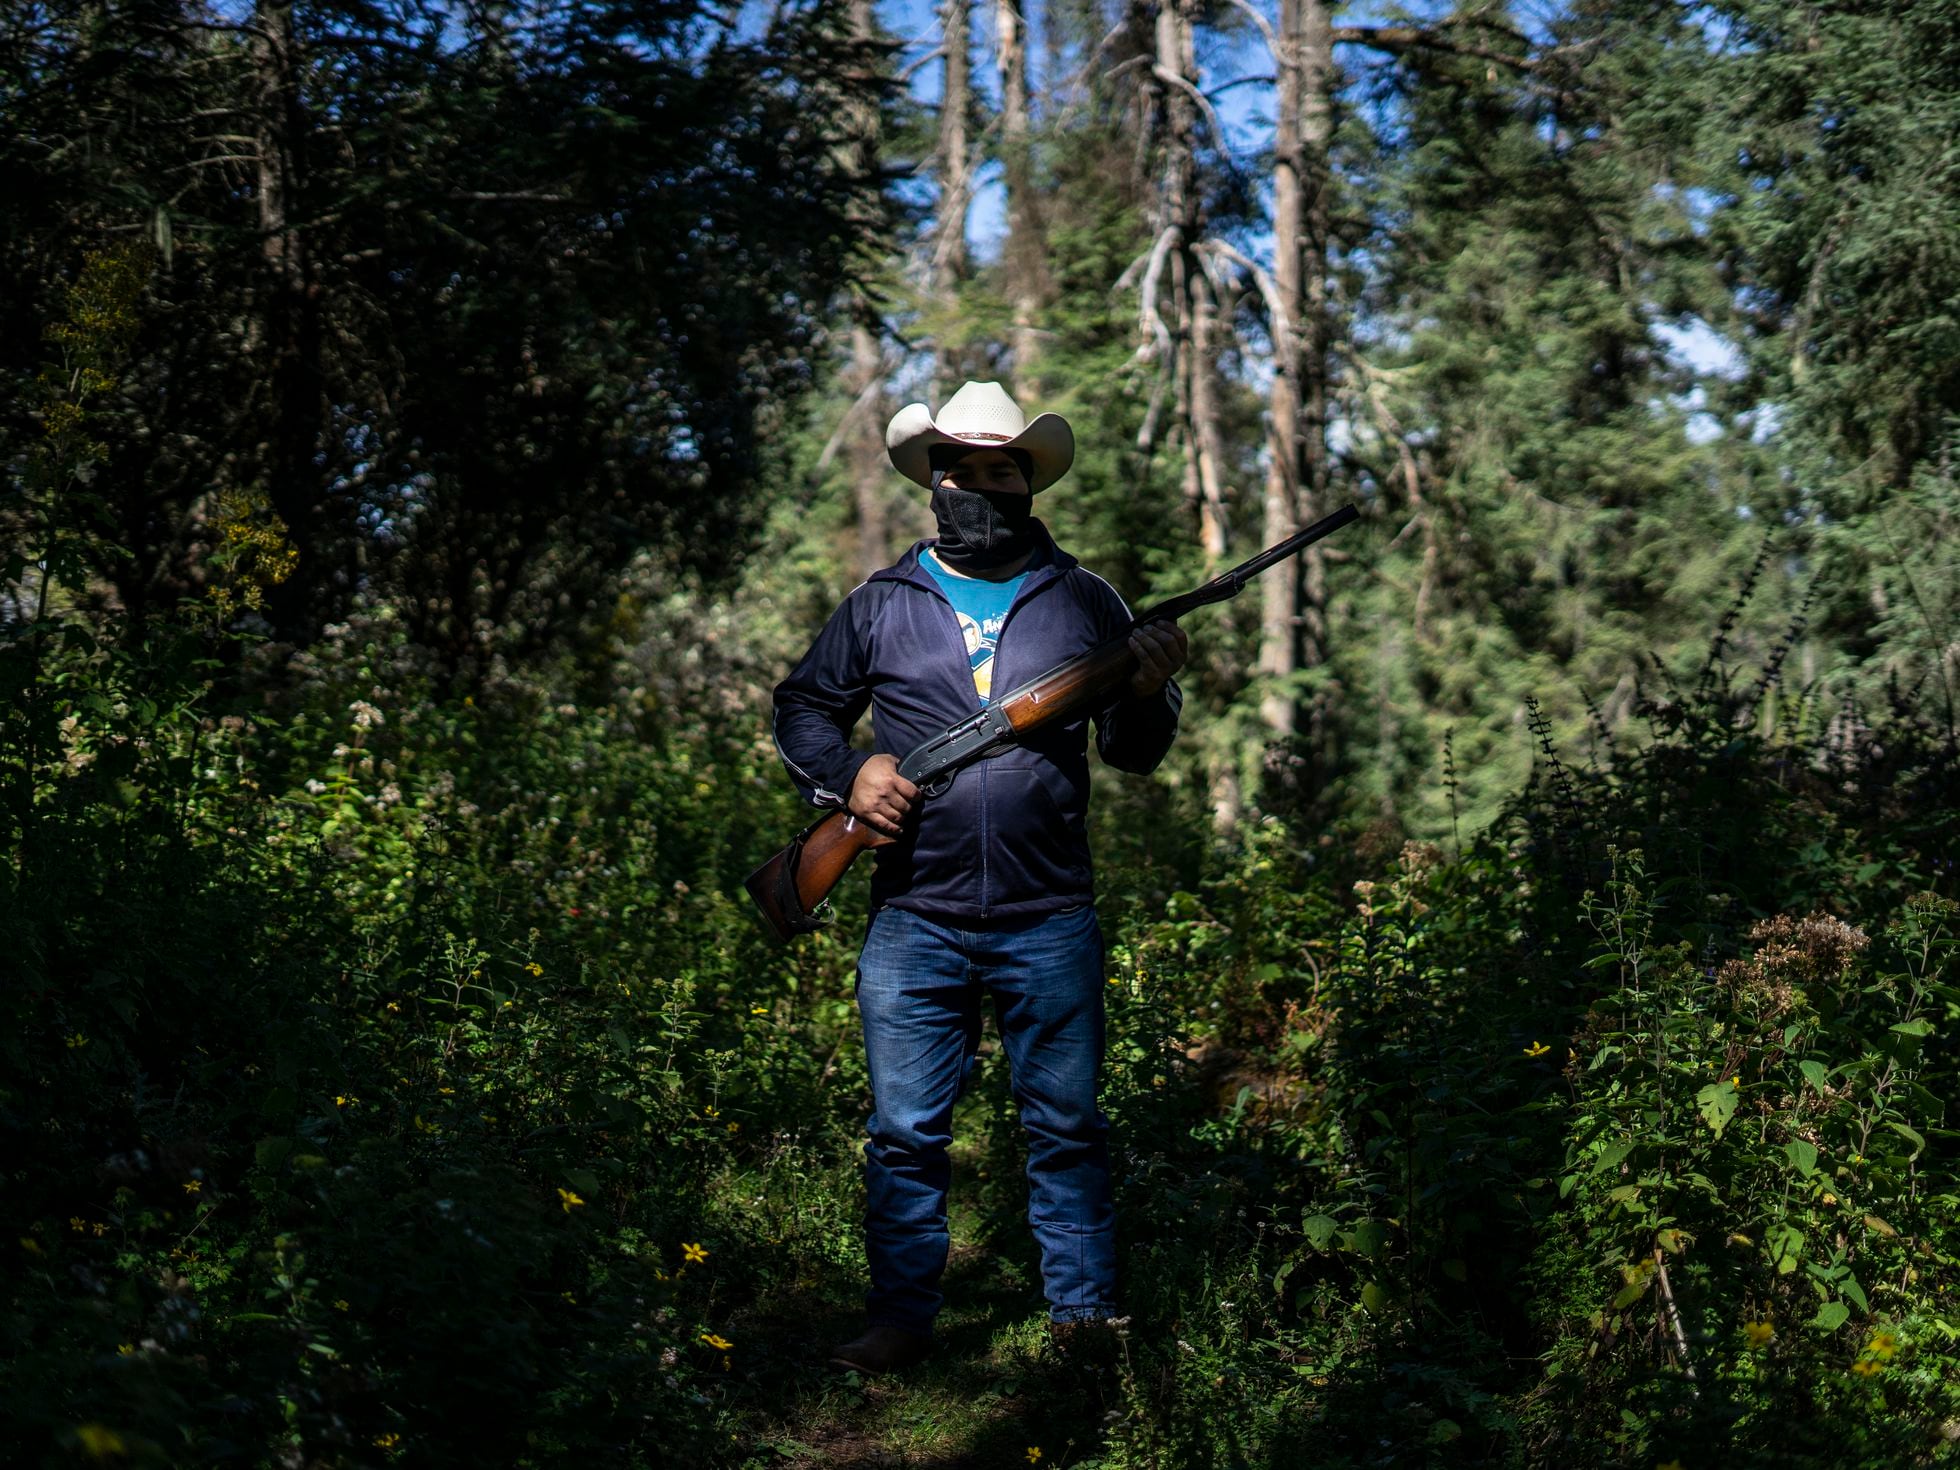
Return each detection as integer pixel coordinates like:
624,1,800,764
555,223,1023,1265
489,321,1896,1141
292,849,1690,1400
745,502,1360,941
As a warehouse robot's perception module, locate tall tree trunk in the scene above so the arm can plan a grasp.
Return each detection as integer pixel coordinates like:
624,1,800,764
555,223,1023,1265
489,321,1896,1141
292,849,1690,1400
1258,0,1334,792
1297,0,1333,756
252,0,324,637
1148,0,1239,829
847,314,891,580
1155,0,1228,561
846,0,892,577
996,0,1047,386
931,0,973,404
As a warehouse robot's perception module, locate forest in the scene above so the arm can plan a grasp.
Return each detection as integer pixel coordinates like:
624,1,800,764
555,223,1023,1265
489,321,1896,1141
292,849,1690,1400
2,0,1957,1464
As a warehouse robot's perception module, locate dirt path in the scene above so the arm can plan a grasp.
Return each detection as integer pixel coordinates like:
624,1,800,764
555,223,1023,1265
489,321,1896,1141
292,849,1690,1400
727,1093,1123,1467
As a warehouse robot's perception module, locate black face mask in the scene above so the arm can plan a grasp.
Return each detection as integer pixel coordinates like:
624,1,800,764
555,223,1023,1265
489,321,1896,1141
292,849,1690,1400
929,484,1037,572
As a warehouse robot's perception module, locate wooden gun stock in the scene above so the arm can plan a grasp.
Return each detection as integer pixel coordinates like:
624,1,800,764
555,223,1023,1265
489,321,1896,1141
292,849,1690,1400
744,808,894,942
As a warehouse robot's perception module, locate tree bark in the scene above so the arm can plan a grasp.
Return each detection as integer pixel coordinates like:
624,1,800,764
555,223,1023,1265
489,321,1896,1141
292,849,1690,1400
847,0,892,577
1258,0,1334,791
1147,0,1240,829
996,0,1048,387
251,0,325,636
1155,0,1228,561
931,0,973,404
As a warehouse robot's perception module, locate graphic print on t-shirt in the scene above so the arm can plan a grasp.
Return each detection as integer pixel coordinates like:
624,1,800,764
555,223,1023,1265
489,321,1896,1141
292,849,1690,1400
954,609,1008,701
921,548,1028,705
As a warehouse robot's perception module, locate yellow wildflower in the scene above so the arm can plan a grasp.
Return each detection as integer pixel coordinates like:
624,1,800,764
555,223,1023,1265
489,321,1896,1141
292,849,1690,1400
1821,1193,1837,1207
1743,1320,1774,1348
1027,1448,1044,1465
1850,1359,1881,1377
385,1001,401,1014
558,1189,585,1213
525,962,543,976
334,1299,350,1312
335,1095,349,1107
701,1332,733,1350
374,1431,401,1449
91,1222,106,1237
682,1241,709,1264
182,1180,202,1195
1865,1332,1898,1362
69,1216,86,1232
117,1343,134,1355
1728,1076,1740,1088
74,1424,126,1457
727,1122,741,1135
702,1105,719,1119
751,1005,768,1015
413,1114,436,1134
1523,1041,1550,1058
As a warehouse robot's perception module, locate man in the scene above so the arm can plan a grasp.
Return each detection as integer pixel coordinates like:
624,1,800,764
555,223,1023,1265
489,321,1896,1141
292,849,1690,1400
770,381,1189,1375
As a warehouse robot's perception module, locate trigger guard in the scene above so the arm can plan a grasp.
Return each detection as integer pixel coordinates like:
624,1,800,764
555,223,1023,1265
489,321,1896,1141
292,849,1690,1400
919,771,954,799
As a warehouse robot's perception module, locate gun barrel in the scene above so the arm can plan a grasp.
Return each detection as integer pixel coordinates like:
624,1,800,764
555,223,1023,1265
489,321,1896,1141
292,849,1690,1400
1227,502,1359,586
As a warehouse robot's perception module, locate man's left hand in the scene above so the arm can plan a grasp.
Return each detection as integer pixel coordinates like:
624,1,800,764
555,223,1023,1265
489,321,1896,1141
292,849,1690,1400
1126,620,1189,698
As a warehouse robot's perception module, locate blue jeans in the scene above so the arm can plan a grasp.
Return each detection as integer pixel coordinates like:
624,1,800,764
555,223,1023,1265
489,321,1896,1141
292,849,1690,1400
854,902,1118,1335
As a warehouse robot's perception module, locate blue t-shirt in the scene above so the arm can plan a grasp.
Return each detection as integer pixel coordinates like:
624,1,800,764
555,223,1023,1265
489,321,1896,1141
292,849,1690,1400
921,549,1029,703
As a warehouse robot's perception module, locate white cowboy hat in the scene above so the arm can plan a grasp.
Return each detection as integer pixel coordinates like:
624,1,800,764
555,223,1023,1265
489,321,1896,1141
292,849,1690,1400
885,381,1075,493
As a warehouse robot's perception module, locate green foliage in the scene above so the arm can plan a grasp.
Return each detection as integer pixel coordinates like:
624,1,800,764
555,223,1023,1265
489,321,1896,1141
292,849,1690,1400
0,0,894,654
9,4,1960,1466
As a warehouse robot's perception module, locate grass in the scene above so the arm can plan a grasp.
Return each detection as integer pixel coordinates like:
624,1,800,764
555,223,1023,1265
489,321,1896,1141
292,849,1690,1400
722,1080,1127,1468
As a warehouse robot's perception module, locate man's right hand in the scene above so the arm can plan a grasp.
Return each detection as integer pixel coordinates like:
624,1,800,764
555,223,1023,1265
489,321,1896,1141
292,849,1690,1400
849,753,918,839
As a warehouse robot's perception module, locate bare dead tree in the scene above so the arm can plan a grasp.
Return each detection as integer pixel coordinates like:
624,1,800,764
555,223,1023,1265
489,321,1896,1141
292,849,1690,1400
996,0,1050,387
930,0,974,404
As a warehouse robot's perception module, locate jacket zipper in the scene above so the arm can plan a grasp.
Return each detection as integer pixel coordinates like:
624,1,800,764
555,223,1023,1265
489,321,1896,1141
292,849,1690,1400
887,552,1069,922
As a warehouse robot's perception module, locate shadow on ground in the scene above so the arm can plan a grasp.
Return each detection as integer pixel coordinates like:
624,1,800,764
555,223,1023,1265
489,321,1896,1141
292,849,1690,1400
727,1096,1125,1467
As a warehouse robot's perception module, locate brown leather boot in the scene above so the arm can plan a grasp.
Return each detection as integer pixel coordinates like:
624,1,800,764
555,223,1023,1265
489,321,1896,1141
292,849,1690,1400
828,1323,933,1375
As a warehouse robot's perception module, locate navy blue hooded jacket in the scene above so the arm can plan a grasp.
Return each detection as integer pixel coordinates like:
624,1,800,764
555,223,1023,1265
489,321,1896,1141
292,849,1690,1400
771,523,1181,924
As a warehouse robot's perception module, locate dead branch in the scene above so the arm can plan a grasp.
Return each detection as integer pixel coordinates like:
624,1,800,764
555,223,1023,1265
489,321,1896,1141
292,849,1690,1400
1215,0,1280,65
1132,224,1179,365
1152,63,1230,148
1333,24,1536,72
1198,237,1291,345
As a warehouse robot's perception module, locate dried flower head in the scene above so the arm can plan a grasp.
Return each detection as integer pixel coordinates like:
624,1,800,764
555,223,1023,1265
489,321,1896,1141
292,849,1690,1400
1398,840,1443,878
1722,911,1869,1020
